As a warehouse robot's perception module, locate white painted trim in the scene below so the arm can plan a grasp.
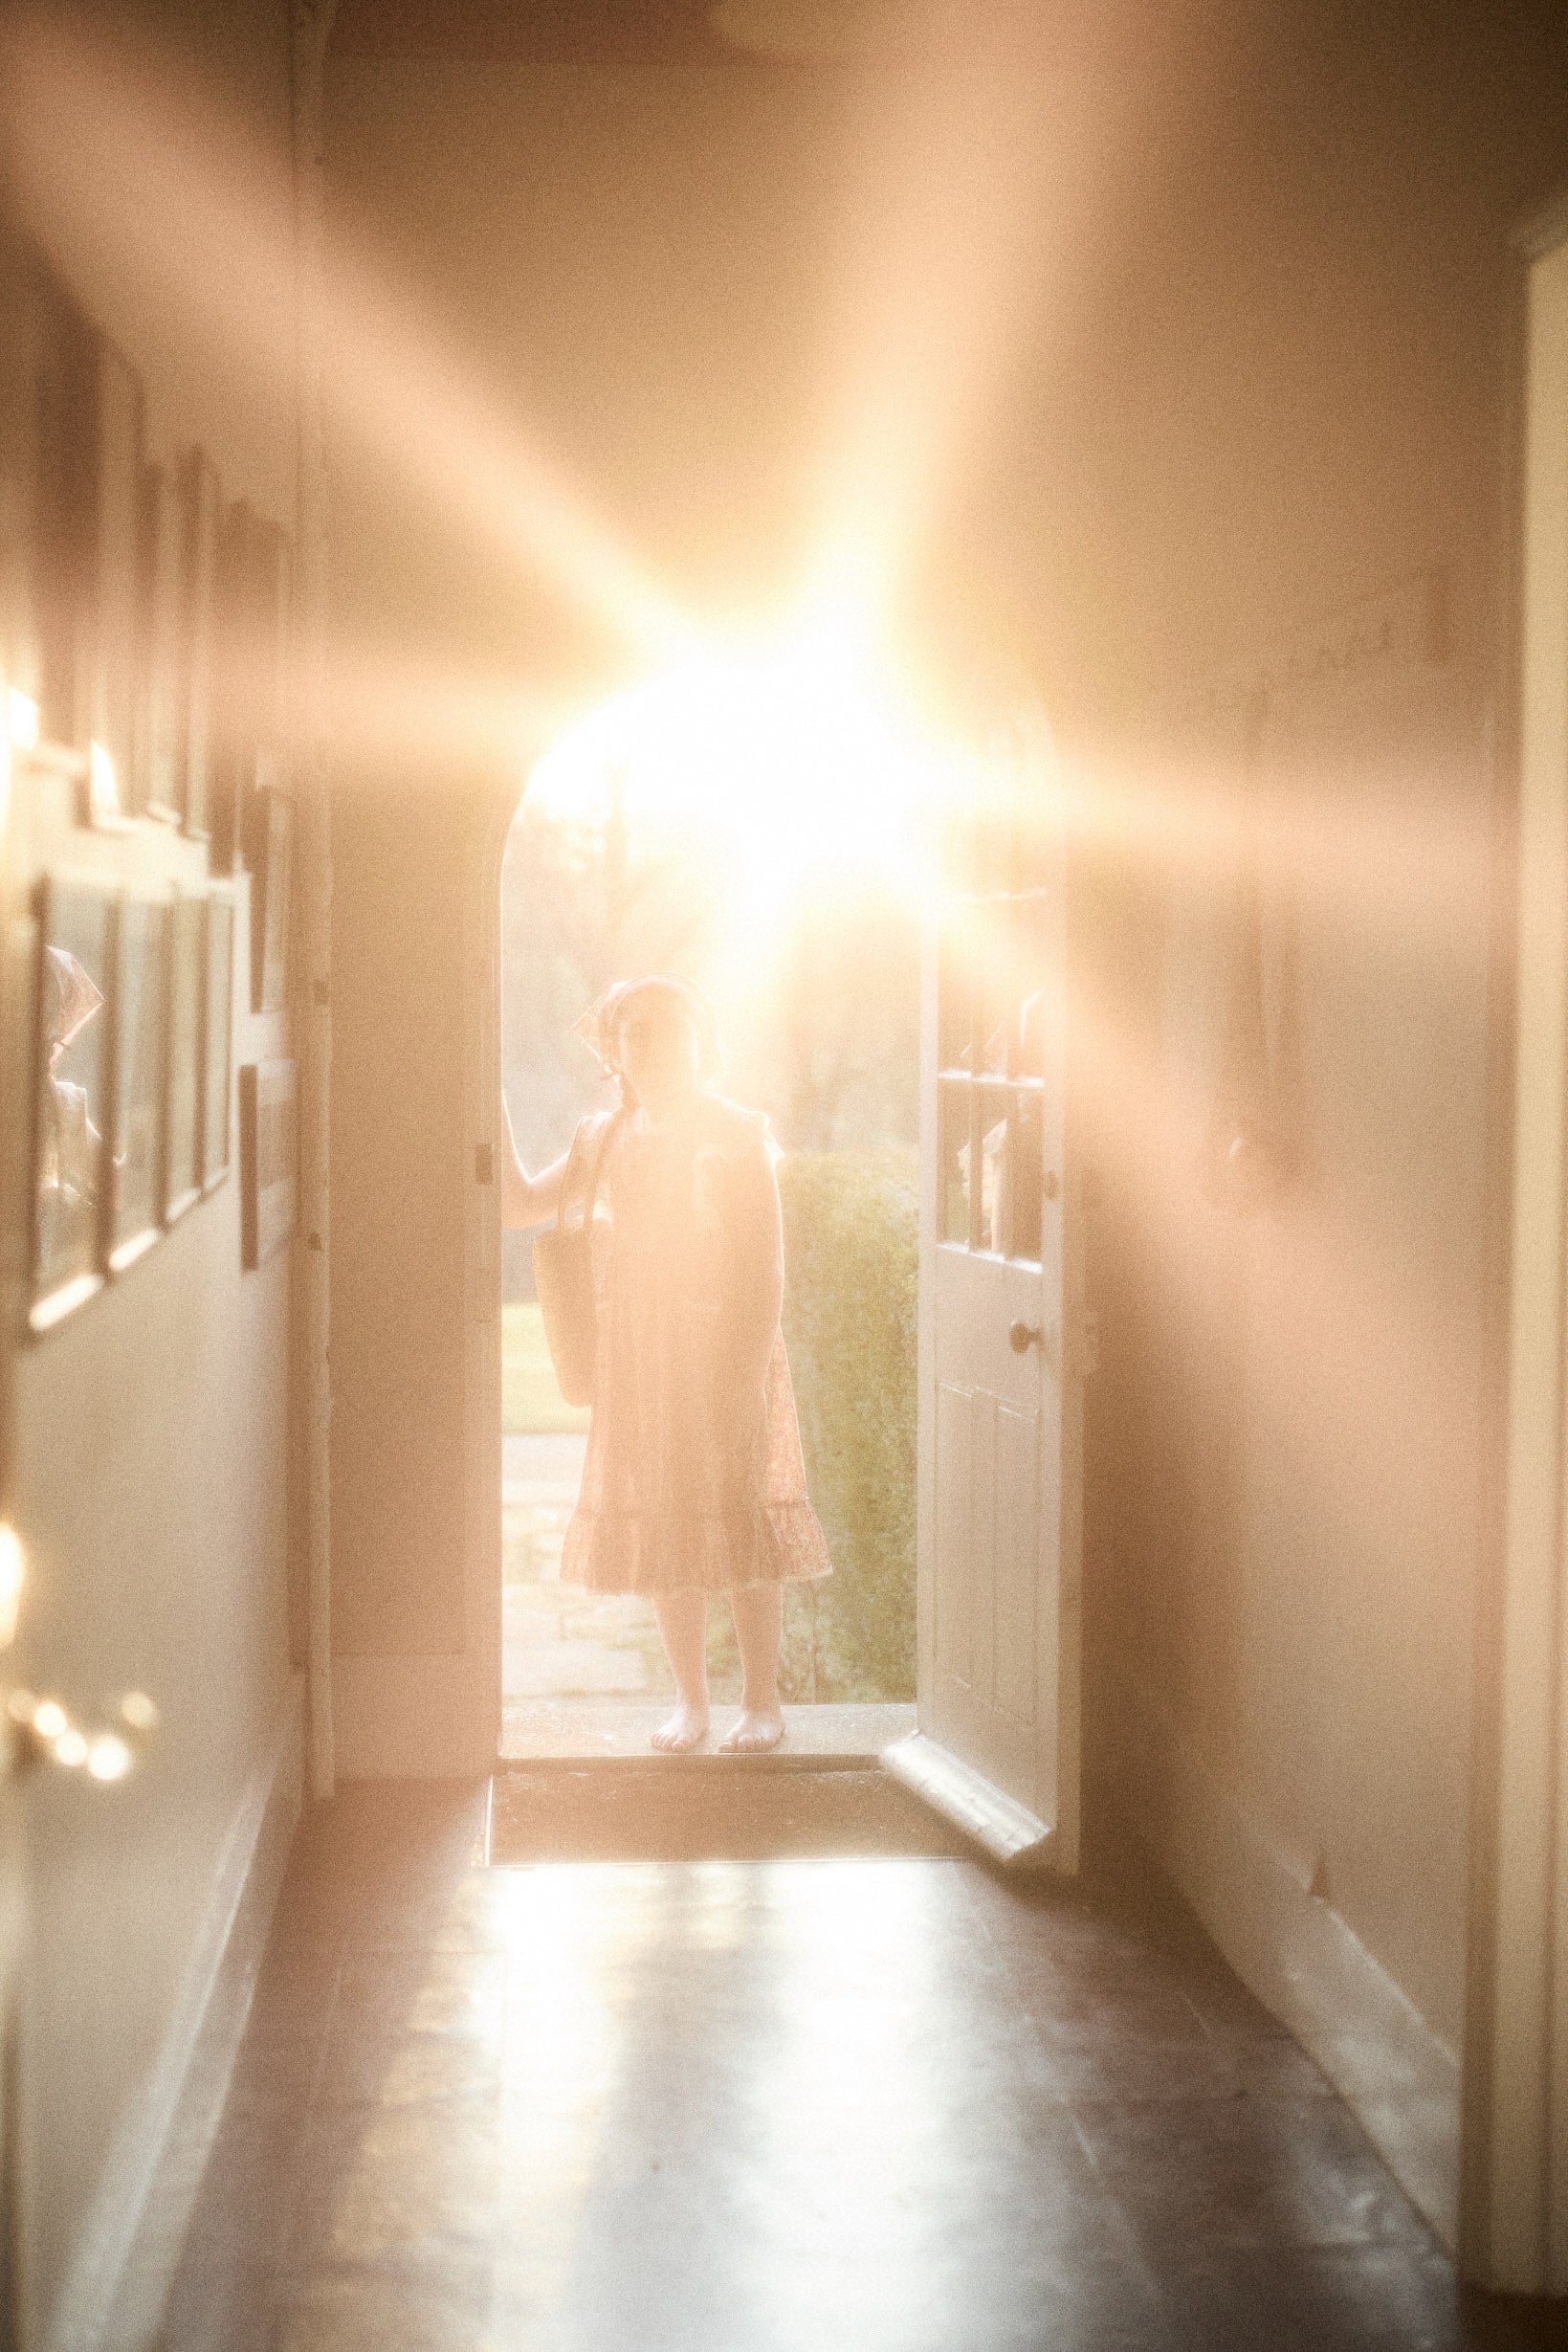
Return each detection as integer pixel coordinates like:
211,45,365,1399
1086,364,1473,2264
915,899,939,1752
1475,216,1568,2297
882,1732,1052,1865
462,793,505,1771
329,786,507,1786
43,1675,305,2352
1109,1662,1462,2251
290,0,340,1806
331,1651,497,1779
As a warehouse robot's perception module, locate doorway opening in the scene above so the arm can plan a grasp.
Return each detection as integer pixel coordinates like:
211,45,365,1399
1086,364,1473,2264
495,625,935,1762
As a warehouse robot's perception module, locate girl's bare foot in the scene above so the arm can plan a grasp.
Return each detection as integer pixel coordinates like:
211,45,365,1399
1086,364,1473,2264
651,1701,709,1753
718,1705,784,1754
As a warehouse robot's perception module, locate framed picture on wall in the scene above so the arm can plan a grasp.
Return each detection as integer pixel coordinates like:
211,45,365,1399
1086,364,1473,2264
0,234,52,727
251,515,291,798
139,459,184,823
108,894,168,1273
31,285,92,757
239,1059,297,1271
30,875,112,1331
210,497,254,873
211,501,293,875
165,889,204,1222
202,892,233,1190
250,787,293,1015
179,446,219,842
84,335,144,825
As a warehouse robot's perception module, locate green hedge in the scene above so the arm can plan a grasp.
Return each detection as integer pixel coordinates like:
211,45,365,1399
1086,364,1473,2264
774,1148,919,1702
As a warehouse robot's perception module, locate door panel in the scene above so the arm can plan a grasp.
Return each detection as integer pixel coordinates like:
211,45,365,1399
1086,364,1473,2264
897,725,1082,1870
931,1245,1049,1810
934,1382,974,1687
995,1401,1040,1726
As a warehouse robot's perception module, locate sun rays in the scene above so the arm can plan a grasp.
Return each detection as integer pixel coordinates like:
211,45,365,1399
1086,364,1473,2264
0,0,1497,1468
0,5,694,686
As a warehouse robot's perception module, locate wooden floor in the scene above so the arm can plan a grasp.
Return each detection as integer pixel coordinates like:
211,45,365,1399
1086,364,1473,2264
154,1779,1560,2352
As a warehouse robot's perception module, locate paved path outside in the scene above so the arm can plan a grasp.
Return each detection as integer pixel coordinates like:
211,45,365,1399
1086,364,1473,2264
502,1431,667,1703
500,1431,917,1762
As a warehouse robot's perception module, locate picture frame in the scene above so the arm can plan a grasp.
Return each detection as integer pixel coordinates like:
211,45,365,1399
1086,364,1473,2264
164,889,204,1223
107,893,168,1273
210,497,254,874
212,502,292,876
31,285,93,757
139,458,184,823
250,514,292,800
0,233,52,725
250,787,293,1015
239,1059,297,1271
179,446,219,843
83,334,144,827
30,875,112,1332
201,892,233,1190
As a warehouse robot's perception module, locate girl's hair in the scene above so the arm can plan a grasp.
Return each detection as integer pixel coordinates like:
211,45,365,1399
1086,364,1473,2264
572,976,721,1102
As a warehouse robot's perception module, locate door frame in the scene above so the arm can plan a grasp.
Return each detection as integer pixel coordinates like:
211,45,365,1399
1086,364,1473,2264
1461,185,1568,2297
461,781,518,1770
471,694,1084,1808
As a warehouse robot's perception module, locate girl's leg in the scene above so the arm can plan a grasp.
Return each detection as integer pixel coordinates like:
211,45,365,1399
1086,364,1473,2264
718,1582,784,1753
651,1588,710,1752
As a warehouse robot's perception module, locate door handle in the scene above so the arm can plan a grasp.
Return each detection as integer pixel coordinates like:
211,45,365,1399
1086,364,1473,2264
1008,1320,1044,1355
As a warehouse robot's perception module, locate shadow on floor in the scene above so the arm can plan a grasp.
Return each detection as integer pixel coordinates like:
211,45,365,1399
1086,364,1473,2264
490,1760,974,1862
153,1777,1564,2352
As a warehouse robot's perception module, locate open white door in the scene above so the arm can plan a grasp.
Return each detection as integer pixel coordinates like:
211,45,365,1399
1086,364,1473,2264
887,734,1084,1870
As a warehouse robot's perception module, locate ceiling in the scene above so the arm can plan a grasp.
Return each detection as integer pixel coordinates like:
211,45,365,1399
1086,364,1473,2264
327,0,1131,69
329,0,726,64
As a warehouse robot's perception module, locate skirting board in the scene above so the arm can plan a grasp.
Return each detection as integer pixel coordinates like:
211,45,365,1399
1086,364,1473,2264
43,1675,306,2352
882,1732,1055,1867
331,1651,498,1779
1106,1663,1461,2249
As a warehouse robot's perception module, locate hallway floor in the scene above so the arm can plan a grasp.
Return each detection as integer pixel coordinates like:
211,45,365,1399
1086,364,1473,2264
156,1781,1556,2352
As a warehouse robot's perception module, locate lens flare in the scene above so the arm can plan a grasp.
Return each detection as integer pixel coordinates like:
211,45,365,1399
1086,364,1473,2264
524,601,963,965
0,11,693,673
86,1734,134,1783
0,1525,22,1650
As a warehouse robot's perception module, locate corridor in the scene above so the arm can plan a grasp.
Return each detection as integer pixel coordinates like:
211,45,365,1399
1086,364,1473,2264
7,0,1568,2340
155,1783,1538,2352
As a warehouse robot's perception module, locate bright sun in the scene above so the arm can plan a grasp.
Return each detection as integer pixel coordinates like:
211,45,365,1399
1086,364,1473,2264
525,600,961,944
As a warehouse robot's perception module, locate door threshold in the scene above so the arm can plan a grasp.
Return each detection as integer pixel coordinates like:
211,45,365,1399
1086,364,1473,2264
498,1697,916,1765
882,1731,1055,1867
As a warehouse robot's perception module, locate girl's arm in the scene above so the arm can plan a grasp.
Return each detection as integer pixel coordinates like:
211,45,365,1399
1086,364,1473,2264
499,1094,576,1231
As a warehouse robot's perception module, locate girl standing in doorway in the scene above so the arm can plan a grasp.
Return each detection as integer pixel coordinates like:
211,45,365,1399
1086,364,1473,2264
500,975,832,1752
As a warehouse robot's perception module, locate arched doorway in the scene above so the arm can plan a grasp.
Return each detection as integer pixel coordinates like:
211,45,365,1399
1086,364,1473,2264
475,625,1085,1861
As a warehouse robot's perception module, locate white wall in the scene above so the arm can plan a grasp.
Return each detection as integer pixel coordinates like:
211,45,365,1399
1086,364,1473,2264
318,2,1568,2256
1,0,301,2333
1057,7,1568,2249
